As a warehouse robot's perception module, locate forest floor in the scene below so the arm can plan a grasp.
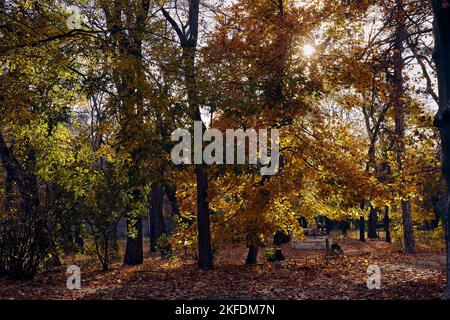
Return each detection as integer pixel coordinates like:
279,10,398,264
0,237,446,300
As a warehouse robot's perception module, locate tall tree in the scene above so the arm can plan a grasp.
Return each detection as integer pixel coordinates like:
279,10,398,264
432,0,450,300
161,0,213,269
392,0,416,253
100,0,152,266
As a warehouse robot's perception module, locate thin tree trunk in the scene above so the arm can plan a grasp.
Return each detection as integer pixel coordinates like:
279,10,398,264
324,217,331,234
165,184,180,217
183,40,213,269
384,206,391,243
341,220,348,236
195,163,213,269
161,0,214,268
393,0,415,253
164,184,178,234
368,207,378,239
112,221,119,253
359,216,366,242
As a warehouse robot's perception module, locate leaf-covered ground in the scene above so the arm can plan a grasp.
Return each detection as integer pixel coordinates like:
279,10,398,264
0,240,446,300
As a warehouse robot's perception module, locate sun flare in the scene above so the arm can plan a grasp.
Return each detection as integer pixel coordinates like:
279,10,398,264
302,44,316,56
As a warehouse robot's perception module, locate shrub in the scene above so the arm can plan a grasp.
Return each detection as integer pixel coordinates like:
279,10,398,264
266,248,277,262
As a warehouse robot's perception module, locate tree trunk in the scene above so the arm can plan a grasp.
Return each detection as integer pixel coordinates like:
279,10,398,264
112,221,119,253
275,247,285,261
384,206,391,243
368,207,378,238
324,217,331,234
393,0,415,254
161,0,214,268
437,195,450,299
443,202,450,300
124,217,143,265
432,0,450,300
102,3,150,266
165,184,180,217
401,200,415,253
183,41,213,269
359,216,365,242
0,134,39,215
341,220,348,236
149,183,165,252
4,170,13,211
162,184,178,234
195,163,213,269
246,244,258,265
123,189,145,265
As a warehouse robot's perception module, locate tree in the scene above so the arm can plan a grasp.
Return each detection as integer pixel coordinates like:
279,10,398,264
391,0,416,253
160,0,214,269
99,0,153,266
0,1,84,277
173,0,378,266
432,0,450,300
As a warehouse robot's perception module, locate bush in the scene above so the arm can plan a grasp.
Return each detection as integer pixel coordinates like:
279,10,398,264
0,213,55,279
266,248,277,262
156,234,173,260
266,247,285,262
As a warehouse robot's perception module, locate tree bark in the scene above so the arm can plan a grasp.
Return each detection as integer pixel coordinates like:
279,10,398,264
195,162,213,269
359,216,366,242
324,217,331,234
400,199,415,253
246,244,258,265
432,0,450,299
165,184,180,218
124,217,143,265
368,207,378,239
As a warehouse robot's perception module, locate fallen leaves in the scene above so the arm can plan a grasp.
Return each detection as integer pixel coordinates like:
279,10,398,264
0,240,445,300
